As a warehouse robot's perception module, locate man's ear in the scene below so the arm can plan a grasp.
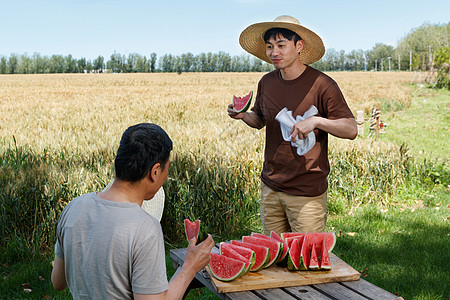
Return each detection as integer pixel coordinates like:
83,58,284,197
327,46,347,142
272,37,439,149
149,163,161,182
296,40,304,53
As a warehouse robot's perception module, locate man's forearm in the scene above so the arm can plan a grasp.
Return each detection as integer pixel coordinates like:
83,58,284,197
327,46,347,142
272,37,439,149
240,111,265,129
315,117,357,140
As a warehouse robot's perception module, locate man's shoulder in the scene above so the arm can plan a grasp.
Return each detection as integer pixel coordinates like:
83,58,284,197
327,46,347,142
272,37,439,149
307,66,337,85
260,69,279,81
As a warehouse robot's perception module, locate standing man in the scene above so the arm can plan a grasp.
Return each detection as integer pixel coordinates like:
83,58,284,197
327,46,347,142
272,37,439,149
51,123,215,299
228,16,357,235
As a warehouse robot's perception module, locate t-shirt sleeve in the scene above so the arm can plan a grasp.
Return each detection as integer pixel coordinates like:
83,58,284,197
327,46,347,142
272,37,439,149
131,221,169,295
250,80,266,125
321,81,355,120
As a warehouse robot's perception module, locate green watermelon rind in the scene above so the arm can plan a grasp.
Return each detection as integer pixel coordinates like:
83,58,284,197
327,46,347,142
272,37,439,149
208,253,246,282
233,91,253,113
270,231,289,263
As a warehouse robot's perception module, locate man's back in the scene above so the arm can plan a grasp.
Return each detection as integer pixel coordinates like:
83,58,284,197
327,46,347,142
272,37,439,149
55,193,168,299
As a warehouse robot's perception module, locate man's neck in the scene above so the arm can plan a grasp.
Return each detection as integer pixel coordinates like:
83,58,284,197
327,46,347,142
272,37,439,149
280,62,307,81
98,179,148,207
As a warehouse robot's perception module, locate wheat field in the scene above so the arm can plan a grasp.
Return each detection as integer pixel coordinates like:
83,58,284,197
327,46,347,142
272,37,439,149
0,71,412,154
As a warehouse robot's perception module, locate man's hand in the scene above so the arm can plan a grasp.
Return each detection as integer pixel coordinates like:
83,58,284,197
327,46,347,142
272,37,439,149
290,117,317,141
184,234,215,275
227,104,245,120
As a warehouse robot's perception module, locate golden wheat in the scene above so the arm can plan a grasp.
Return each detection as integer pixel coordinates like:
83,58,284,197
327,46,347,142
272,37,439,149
0,72,412,163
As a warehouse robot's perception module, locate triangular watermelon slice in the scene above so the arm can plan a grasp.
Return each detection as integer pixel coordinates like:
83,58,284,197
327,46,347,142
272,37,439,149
208,253,246,282
320,238,331,270
299,234,310,270
287,238,300,271
184,219,200,242
226,243,256,270
232,91,253,113
231,240,270,272
305,232,336,253
270,231,289,263
309,243,320,270
285,234,306,249
219,242,251,274
242,235,282,268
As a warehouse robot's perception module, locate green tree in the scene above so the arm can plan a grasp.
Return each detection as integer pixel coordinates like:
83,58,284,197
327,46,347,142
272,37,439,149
433,46,450,89
367,43,395,71
0,56,8,74
7,54,19,74
93,56,105,72
149,53,157,72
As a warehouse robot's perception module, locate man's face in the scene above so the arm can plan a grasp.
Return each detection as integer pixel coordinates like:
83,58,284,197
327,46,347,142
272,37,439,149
265,34,303,70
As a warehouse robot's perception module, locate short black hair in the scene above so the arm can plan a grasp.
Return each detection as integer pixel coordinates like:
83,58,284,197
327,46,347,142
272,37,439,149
263,28,302,45
115,123,173,182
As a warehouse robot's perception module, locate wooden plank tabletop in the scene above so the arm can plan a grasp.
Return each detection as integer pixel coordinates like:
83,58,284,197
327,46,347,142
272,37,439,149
170,246,399,300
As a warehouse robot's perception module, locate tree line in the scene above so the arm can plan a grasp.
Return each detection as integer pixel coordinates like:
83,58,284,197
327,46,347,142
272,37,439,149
0,22,448,74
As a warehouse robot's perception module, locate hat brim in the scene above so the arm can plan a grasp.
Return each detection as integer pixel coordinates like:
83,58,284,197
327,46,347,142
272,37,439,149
239,21,325,65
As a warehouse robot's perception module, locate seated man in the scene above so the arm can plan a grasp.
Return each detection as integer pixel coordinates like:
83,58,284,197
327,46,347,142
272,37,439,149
51,123,215,299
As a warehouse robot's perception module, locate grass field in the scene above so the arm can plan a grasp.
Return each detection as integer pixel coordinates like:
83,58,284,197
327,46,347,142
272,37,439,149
0,71,448,299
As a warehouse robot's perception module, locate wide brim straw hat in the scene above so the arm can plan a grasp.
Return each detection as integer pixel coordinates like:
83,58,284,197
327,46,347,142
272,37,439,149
239,15,325,65
103,180,165,222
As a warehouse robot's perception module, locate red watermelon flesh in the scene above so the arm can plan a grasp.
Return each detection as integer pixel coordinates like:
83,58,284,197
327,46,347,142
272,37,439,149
232,91,253,113
300,234,310,270
226,243,256,270
304,232,336,253
231,240,270,272
281,232,305,241
320,238,332,270
270,231,289,262
242,236,282,268
287,238,300,271
208,253,246,282
184,219,200,242
285,234,306,249
250,232,270,240
219,242,251,274
309,243,320,270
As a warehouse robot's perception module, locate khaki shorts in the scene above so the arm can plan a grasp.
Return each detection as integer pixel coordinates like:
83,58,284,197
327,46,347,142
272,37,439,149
260,181,327,235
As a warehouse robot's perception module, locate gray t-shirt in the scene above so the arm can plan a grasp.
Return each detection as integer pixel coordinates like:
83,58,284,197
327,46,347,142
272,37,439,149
55,192,168,299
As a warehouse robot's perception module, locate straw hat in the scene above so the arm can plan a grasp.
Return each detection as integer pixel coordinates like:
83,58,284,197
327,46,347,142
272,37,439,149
102,180,165,222
239,15,325,65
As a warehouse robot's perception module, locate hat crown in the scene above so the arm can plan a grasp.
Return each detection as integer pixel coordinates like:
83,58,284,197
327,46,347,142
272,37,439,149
273,15,301,25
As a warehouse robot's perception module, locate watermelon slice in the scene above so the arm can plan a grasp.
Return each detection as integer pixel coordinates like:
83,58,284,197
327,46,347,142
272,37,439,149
219,242,251,274
184,219,200,242
309,243,320,270
300,234,310,270
232,91,253,113
225,243,256,270
270,231,289,262
242,236,282,268
285,234,306,249
287,238,300,271
231,240,270,272
320,238,331,270
208,253,246,282
304,232,336,253
251,232,289,263
281,232,305,241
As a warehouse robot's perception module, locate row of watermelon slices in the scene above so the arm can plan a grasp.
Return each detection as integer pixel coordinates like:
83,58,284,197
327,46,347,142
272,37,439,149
208,231,336,282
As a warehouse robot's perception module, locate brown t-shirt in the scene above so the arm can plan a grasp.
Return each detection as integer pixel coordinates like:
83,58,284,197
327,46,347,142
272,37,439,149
251,66,354,196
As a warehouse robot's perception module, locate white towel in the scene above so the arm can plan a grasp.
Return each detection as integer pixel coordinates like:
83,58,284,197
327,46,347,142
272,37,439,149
275,105,318,156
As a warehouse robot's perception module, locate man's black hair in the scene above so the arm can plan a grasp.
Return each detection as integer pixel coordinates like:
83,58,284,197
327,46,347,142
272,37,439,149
263,28,302,45
115,123,173,182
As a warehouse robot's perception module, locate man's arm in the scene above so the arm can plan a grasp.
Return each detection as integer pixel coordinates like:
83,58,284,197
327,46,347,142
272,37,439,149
51,256,68,291
227,104,264,129
290,116,357,140
134,235,215,300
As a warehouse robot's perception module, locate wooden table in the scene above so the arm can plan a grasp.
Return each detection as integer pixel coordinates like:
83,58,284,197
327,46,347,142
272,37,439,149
170,246,400,300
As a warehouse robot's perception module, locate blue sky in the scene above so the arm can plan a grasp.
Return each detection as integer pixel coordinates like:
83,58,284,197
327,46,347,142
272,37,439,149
1,0,449,60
